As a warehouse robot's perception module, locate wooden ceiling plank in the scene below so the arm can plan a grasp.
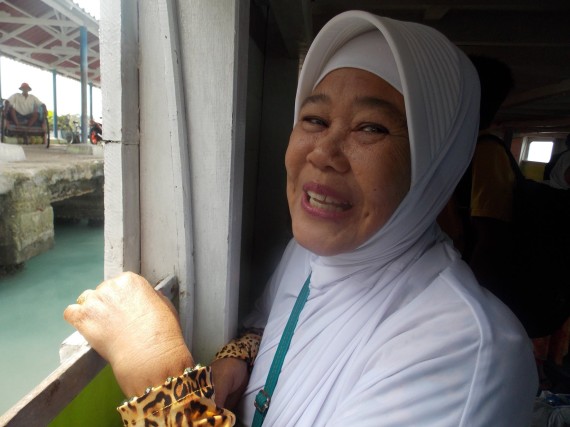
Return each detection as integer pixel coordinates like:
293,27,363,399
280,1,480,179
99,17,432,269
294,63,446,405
504,80,570,107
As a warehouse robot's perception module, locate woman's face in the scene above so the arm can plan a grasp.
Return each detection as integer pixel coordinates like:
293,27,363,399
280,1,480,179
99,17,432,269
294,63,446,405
286,67,411,256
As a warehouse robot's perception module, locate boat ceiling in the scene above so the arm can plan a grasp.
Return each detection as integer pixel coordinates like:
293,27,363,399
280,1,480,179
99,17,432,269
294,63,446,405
269,0,570,135
1,1,568,135
0,0,99,86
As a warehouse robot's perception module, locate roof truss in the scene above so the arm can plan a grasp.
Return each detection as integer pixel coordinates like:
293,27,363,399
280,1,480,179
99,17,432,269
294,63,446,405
0,0,100,86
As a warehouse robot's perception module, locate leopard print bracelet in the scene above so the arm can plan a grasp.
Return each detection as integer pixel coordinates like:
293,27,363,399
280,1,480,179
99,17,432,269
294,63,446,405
213,328,263,372
117,365,235,426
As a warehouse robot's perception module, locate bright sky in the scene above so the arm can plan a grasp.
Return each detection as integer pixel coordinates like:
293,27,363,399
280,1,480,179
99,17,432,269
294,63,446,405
0,0,101,118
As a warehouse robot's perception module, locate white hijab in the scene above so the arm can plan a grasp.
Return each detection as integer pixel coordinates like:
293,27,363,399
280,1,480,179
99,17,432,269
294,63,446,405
293,10,480,288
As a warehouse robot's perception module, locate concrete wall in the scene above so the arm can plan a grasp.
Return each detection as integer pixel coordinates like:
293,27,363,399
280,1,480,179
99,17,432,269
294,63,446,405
0,176,54,265
0,153,103,266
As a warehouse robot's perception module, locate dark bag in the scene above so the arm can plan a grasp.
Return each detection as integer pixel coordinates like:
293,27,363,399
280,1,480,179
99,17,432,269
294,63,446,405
463,135,570,337
500,139,570,337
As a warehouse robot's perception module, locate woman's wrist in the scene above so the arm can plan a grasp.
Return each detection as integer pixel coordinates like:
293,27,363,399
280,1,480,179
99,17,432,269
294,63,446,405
210,357,249,408
113,341,194,397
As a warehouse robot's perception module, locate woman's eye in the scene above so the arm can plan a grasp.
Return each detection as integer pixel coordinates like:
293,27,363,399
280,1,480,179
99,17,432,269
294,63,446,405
302,116,328,129
359,123,389,134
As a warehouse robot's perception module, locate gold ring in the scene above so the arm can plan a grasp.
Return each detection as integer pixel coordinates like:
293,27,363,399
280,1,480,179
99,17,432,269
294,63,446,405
76,289,93,305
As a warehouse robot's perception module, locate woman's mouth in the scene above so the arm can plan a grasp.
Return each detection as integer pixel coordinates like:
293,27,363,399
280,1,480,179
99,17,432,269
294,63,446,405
306,190,352,212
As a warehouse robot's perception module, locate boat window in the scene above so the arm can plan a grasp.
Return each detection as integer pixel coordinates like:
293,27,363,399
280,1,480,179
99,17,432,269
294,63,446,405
525,139,554,163
0,0,104,413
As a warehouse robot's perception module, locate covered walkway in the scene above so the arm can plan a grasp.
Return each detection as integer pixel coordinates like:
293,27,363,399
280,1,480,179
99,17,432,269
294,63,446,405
0,0,100,141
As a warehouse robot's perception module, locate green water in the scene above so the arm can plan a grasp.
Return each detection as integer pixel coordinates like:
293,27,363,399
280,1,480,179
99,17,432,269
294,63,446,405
0,220,104,415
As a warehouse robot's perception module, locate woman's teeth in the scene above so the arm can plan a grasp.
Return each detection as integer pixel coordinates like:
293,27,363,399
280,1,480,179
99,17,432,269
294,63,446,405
307,191,351,211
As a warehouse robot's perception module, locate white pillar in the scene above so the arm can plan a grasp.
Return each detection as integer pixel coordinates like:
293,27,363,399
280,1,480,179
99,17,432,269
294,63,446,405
100,0,141,278
140,0,249,360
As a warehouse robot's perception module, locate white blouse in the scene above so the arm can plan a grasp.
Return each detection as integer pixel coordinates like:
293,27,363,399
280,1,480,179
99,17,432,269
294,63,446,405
238,234,537,426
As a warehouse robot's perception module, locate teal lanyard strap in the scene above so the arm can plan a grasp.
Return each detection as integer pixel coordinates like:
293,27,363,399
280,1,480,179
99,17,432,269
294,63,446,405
251,273,312,427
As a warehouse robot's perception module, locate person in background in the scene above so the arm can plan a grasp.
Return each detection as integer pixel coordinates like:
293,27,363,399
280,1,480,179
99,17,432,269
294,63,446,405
5,82,43,126
436,56,515,265
544,134,570,190
65,11,537,426
534,132,570,387
463,57,516,304
439,57,570,391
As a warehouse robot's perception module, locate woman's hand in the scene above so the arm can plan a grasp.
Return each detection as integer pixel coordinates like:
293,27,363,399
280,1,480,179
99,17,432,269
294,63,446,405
210,357,249,409
64,272,194,397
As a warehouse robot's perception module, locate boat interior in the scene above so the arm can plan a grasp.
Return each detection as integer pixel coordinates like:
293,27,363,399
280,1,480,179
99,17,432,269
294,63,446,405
1,0,570,424
246,0,570,291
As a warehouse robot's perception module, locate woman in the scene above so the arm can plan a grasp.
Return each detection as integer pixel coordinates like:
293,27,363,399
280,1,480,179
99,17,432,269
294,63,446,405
64,10,537,426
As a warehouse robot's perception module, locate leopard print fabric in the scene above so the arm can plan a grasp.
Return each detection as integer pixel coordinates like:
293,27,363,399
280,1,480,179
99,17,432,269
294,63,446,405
117,365,235,426
213,329,263,372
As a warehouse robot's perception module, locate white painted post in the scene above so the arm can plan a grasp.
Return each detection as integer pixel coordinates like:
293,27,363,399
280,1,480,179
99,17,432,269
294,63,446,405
136,0,196,348
100,0,140,278
175,0,250,361
103,0,249,362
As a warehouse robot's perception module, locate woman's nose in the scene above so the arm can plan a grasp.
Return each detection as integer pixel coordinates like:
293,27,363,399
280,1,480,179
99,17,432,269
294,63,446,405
306,129,350,173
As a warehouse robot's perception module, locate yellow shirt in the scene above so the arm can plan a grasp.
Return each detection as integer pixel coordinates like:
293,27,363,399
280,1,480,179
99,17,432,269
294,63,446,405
470,137,516,222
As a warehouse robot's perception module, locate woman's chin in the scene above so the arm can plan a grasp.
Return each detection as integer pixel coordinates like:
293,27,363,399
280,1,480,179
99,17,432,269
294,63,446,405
292,225,357,257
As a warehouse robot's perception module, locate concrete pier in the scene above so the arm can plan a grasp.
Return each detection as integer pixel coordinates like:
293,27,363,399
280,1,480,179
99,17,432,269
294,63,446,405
0,144,104,266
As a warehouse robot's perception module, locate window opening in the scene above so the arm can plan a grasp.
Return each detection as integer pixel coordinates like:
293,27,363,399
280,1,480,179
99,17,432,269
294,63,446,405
526,139,554,163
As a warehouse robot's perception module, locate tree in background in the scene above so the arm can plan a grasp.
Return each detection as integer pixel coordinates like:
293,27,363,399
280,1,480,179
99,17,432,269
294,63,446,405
47,112,80,142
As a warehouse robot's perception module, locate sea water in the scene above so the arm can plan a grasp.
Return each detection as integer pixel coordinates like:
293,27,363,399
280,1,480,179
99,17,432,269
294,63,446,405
0,220,104,415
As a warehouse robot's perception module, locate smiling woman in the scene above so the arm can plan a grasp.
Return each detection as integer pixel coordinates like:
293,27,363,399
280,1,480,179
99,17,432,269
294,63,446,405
286,68,411,256
63,9,538,427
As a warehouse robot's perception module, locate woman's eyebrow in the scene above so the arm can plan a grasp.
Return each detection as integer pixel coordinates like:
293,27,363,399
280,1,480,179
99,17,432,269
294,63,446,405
356,96,409,131
300,93,406,123
355,96,406,119
300,93,330,109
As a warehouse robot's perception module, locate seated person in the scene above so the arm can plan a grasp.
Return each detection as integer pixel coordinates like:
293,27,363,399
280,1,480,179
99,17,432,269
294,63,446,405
5,82,44,127
545,134,570,190
65,11,538,427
